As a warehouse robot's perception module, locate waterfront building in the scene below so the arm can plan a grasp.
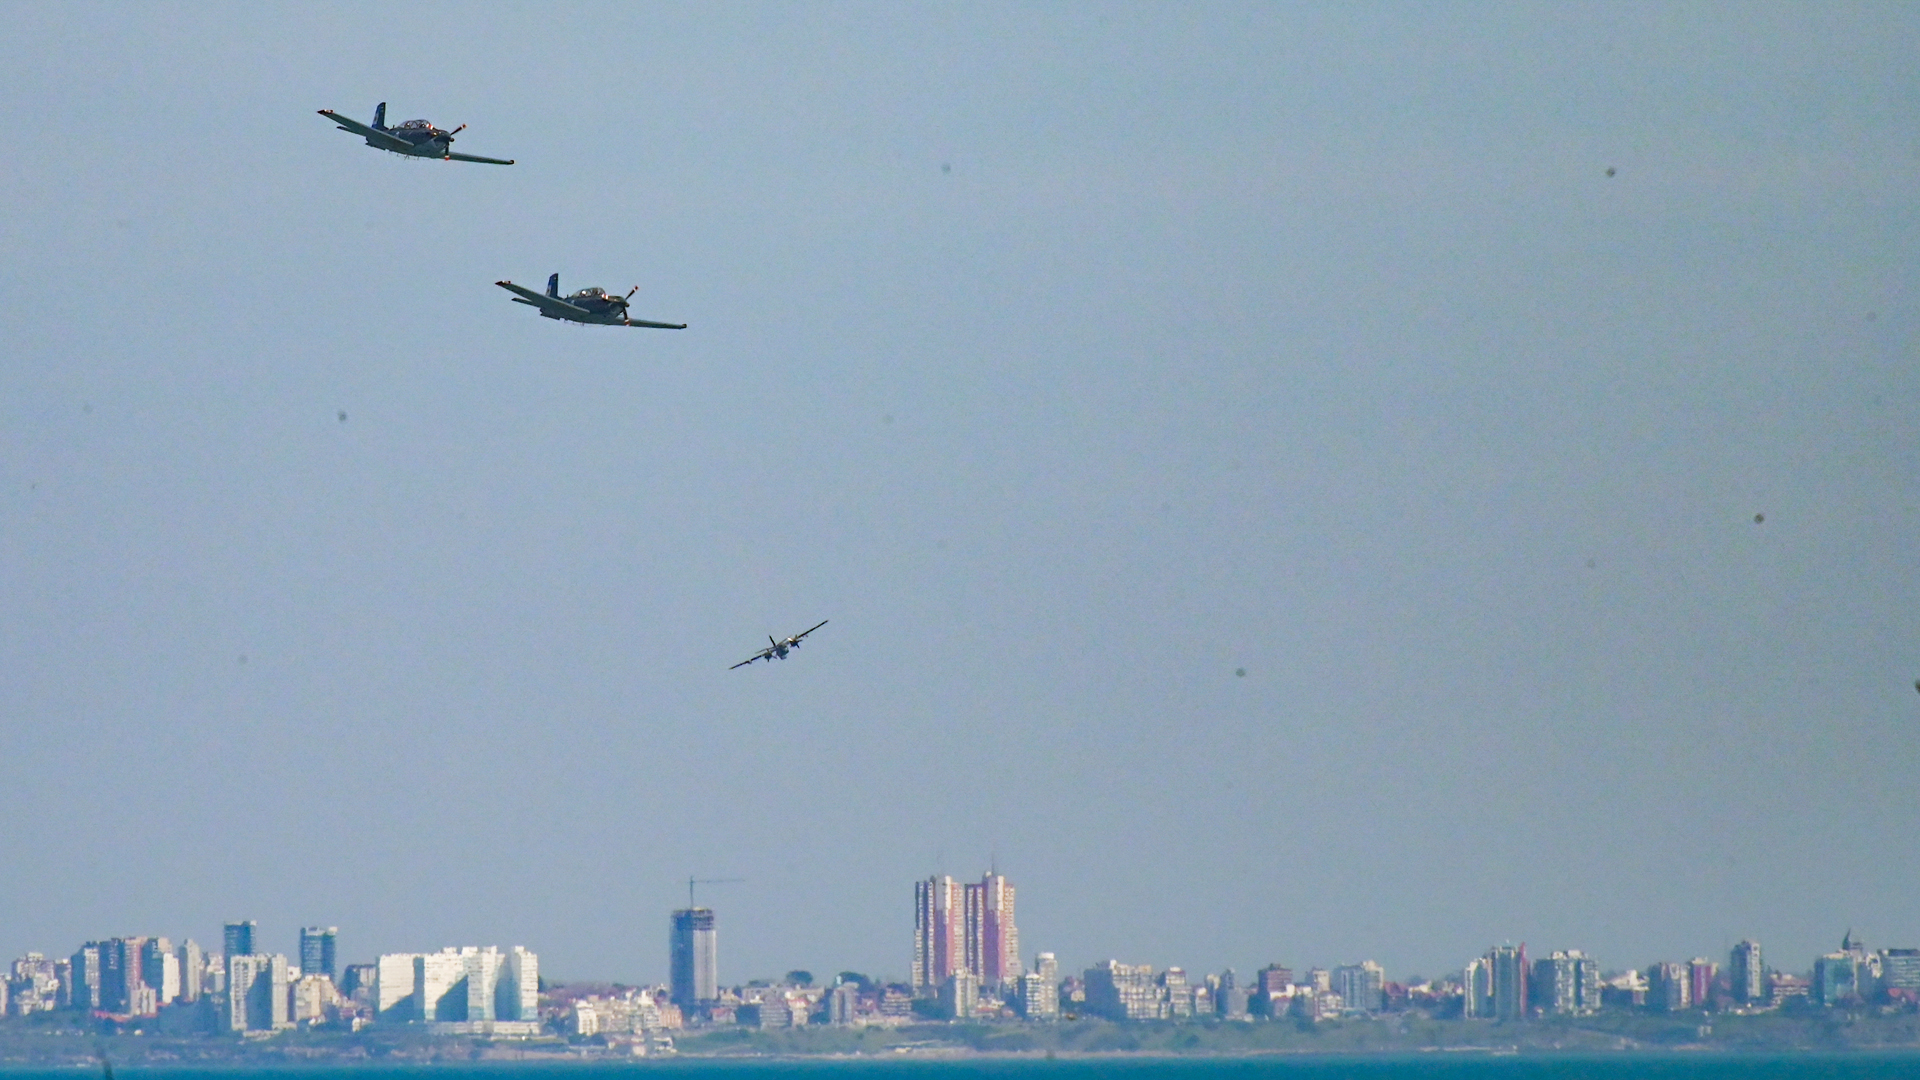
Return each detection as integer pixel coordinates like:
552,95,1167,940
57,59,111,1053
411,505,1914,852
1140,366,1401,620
978,873,1021,988
1730,940,1764,1004
1332,961,1384,1014
71,946,106,1012
300,927,338,979
1084,960,1159,1021
373,953,419,1020
227,953,291,1031
1813,952,1858,1006
1688,958,1716,1010
1462,958,1491,1018
223,921,257,959
413,949,467,1021
1161,967,1193,1017
290,974,337,1024
1017,955,1060,1020
1648,961,1690,1011
670,908,719,1006
1531,951,1599,1016
1488,944,1528,1021
912,876,962,994
140,937,179,1006
1881,948,1920,995
939,971,980,1019
1217,968,1249,1019
177,940,204,1003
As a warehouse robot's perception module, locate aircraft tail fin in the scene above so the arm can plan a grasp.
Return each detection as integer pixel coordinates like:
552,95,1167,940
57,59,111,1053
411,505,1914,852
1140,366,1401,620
546,273,559,298
372,102,386,129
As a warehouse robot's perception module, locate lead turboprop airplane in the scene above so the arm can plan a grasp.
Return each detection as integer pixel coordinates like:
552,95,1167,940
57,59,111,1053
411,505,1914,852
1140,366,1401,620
730,621,829,669
495,274,687,329
316,102,515,164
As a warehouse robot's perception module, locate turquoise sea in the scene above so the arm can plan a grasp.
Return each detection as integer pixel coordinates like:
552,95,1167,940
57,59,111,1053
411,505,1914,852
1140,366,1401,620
5,1060,1920,1080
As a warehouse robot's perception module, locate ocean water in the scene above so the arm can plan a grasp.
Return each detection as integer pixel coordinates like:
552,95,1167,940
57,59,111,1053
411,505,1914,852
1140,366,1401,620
5,1059,1920,1080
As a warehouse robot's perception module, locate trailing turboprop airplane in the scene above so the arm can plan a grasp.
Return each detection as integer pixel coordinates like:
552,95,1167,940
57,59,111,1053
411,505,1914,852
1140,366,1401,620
316,102,515,164
495,274,687,329
730,621,829,669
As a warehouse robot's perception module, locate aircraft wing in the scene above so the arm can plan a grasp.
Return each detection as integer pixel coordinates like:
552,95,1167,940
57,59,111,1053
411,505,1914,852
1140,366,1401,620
730,650,771,670
625,317,688,330
793,619,829,640
318,110,414,153
445,151,516,165
495,280,592,316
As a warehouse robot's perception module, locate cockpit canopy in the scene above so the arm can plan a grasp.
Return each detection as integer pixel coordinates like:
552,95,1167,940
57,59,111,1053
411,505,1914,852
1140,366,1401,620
394,118,435,132
570,287,609,300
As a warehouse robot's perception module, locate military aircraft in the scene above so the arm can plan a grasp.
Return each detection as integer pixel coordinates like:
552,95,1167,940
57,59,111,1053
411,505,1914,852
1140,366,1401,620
730,620,828,669
495,274,686,328
316,102,515,164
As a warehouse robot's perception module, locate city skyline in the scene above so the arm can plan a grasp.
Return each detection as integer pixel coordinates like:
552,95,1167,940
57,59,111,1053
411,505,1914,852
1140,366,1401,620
2,5,1915,986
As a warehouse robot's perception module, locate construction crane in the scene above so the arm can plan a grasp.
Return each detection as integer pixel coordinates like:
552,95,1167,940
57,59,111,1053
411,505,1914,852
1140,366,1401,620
686,876,744,908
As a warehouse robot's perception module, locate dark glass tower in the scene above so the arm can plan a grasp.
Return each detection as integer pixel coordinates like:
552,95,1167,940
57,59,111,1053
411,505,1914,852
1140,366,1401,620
223,920,257,958
300,927,338,979
669,908,718,1006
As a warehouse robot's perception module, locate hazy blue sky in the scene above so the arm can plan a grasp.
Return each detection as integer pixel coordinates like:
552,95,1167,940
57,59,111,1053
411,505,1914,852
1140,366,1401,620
2,3,1916,987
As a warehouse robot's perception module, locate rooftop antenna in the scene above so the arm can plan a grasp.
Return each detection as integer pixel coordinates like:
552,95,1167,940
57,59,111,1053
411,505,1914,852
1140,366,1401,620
688,876,744,908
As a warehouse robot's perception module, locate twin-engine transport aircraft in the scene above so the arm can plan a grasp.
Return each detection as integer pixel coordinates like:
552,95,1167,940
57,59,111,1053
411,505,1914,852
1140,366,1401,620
496,274,687,329
317,102,515,164
730,621,829,669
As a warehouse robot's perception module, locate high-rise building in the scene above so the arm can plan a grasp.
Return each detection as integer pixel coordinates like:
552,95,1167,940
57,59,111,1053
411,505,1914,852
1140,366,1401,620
912,873,1021,994
978,873,1021,988
670,908,718,1007
223,921,257,959
374,953,420,1021
227,953,291,1031
71,946,106,1012
1688,958,1716,1010
1332,962,1384,1014
1083,960,1159,1021
912,876,962,994
300,927,338,979
1526,951,1599,1016
1730,941,1764,1004
1813,953,1858,1006
413,950,468,1021
500,946,538,1021
1880,948,1920,995
1017,953,1060,1020
939,971,980,1019
1488,944,1528,1021
1648,961,1690,1011
99,937,153,1015
1462,958,1492,1018
177,940,204,1003
140,937,179,1006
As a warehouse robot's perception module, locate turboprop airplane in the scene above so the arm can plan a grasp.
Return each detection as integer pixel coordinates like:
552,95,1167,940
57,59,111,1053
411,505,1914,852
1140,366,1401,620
495,274,686,329
317,102,515,164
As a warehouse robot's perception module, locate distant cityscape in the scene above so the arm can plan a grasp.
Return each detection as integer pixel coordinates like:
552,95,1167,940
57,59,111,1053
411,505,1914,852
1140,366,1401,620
4,872,1916,1053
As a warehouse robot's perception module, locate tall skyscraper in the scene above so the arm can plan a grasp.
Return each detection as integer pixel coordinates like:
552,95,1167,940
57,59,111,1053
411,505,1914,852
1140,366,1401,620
1730,940,1764,1004
670,908,718,1007
141,937,179,1006
913,872,1021,993
912,876,962,994
224,921,257,959
227,953,291,1031
69,944,102,1012
1488,944,1528,1021
978,873,1022,988
1462,957,1492,1018
1332,961,1385,1013
300,927,338,979
177,940,204,1003
1688,958,1716,1010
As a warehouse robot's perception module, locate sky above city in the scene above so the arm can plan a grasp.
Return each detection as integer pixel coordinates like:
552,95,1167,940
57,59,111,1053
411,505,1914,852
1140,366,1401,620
2,3,1916,987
